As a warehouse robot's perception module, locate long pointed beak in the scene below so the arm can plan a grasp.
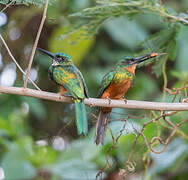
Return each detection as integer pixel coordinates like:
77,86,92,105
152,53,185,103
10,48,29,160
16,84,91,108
134,52,167,64
37,48,55,59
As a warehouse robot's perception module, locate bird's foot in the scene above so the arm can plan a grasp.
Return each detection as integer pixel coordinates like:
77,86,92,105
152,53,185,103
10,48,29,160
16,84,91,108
59,91,71,97
59,86,67,96
59,92,64,96
106,97,112,105
58,92,73,101
64,94,73,98
183,98,188,103
121,98,127,104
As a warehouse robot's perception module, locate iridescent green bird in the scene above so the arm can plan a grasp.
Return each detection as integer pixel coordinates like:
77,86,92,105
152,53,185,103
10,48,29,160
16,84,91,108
95,53,165,145
38,48,88,135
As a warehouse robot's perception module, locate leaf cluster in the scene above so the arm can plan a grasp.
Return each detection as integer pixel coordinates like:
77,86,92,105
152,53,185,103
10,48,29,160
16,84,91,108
59,0,188,76
63,0,187,39
0,0,54,6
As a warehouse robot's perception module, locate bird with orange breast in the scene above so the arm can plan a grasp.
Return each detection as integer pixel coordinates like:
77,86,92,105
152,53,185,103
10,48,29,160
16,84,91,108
94,53,165,145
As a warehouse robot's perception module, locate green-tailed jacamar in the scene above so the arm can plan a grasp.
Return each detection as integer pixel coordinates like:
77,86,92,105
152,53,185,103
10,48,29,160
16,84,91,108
38,48,88,135
95,53,166,145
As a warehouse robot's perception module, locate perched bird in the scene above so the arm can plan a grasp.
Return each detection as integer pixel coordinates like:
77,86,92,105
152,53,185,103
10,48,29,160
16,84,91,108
38,48,88,135
94,53,165,145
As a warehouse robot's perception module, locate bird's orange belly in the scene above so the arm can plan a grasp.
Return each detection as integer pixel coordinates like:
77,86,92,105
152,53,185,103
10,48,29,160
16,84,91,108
101,79,131,99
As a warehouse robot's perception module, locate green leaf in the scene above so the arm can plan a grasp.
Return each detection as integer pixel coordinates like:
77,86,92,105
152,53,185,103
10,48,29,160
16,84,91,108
0,117,15,137
45,140,102,179
21,96,46,119
140,24,180,76
49,26,94,65
140,25,180,54
168,38,177,60
1,148,36,180
127,72,159,99
152,57,166,77
150,139,188,173
47,159,98,180
0,0,54,6
65,0,187,42
176,25,188,71
104,16,148,49
30,146,57,166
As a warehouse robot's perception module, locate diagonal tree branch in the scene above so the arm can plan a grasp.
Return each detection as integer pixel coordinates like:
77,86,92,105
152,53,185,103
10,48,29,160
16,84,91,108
23,0,49,89
0,33,41,91
1,86,188,111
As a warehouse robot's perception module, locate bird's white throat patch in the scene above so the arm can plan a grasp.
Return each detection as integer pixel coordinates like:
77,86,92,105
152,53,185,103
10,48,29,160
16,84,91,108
52,59,59,66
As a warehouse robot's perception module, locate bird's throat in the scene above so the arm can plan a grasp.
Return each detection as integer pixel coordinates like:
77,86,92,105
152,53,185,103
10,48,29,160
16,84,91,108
124,64,137,74
52,59,59,66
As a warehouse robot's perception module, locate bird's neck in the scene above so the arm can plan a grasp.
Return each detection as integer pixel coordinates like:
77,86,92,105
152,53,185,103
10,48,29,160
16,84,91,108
116,65,136,75
51,61,73,68
59,61,73,66
124,64,137,75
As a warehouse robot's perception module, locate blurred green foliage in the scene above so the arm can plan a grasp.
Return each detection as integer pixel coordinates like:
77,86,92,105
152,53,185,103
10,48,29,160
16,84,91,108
0,0,188,179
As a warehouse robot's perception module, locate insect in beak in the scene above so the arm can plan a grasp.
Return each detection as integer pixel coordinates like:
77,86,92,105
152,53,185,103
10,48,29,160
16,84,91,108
133,52,167,64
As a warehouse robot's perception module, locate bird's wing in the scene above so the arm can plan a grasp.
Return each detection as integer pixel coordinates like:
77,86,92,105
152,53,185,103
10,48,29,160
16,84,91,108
73,65,89,98
52,65,86,99
97,71,114,98
48,65,54,81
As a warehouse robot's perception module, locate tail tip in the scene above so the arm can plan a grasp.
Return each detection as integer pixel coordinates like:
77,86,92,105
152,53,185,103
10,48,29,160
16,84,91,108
94,135,104,145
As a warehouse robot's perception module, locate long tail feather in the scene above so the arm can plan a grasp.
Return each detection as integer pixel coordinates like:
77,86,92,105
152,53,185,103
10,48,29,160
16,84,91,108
94,110,110,145
75,99,88,135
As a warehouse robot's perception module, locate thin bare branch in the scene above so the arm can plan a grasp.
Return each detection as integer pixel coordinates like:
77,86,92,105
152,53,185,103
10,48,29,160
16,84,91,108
0,34,41,90
1,86,188,110
0,0,14,13
23,0,49,88
149,119,188,154
126,110,183,167
159,121,188,139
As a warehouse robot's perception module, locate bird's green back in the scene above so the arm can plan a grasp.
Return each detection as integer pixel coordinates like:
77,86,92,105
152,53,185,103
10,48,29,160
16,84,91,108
51,64,88,99
97,71,114,98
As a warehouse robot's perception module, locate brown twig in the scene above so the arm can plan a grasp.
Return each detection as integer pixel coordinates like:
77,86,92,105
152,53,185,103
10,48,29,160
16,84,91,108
126,110,180,168
149,137,166,154
101,120,128,175
166,86,188,103
23,0,49,89
0,0,14,13
0,34,41,90
126,134,139,172
1,86,188,110
96,168,106,180
144,88,188,154
149,119,188,154
159,121,188,139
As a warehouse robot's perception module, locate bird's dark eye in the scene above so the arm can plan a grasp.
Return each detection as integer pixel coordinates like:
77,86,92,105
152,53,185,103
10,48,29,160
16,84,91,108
55,55,68,62
62,57,67,61
56,55,61,61
127,58,134,64
56,55,65,62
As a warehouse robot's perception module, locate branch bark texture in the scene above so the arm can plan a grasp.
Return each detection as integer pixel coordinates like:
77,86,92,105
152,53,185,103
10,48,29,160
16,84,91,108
0,86,188,111
0,33,41,90
23,0,49,88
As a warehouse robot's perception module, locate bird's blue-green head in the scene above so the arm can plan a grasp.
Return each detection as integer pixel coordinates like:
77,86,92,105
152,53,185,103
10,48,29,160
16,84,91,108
116,52,166,74
117,53,163,67
37,48,73,66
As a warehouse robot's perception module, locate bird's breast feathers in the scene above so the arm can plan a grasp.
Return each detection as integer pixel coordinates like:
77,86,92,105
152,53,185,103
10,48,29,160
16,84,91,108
50,65,85,99
113,71,133,84
101,78,131,99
